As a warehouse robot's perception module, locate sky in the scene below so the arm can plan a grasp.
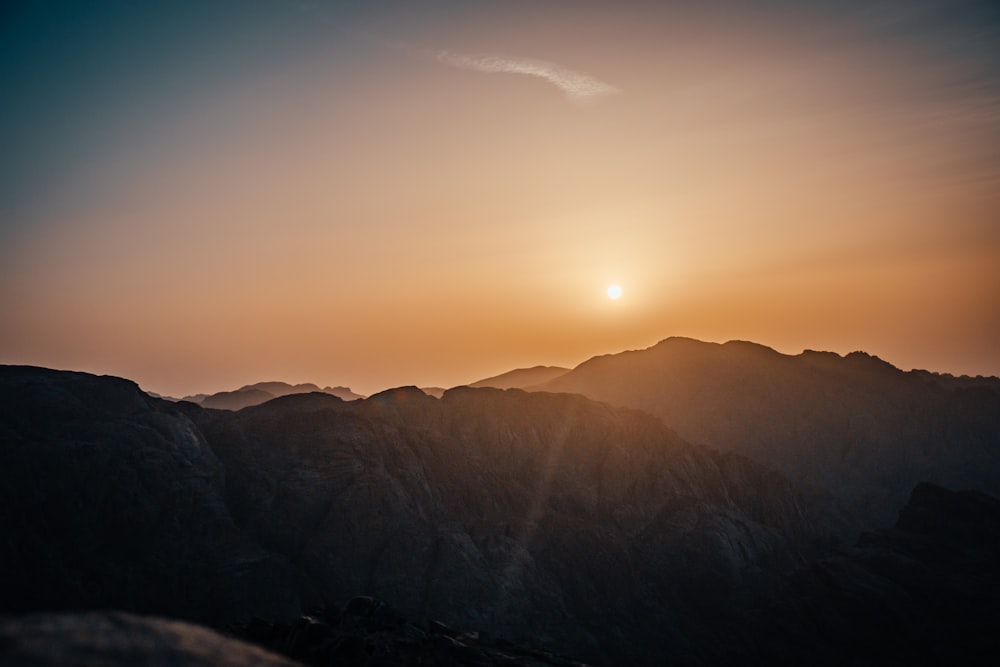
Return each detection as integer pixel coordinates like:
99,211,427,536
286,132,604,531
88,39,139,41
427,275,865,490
2,0,999,397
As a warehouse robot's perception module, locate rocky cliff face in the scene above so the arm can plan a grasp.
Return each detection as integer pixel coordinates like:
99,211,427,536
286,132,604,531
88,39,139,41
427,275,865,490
0,366,300,623
539,337,1000,527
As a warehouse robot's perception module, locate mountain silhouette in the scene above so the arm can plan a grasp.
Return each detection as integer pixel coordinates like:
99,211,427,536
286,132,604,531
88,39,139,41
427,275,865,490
180,381,364,410
537,337,1000,527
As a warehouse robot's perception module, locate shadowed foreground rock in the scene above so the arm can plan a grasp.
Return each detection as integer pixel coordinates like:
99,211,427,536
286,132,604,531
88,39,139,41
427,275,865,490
0,365,299,622
0,611,299,667
227,596,591,666
724,482,1000,666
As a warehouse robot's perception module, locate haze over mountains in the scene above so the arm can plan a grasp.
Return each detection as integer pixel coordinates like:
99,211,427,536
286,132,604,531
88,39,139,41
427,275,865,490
171,368,565,410
2,337,999,665
179,381,364,411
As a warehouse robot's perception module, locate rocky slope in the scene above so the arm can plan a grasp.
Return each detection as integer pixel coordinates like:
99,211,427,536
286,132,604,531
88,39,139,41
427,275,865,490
227,596,594,666
724,482,1000,665
1,365,845,665
187,385,848,665
228,483,1000,667
538,337,1000,526
0,366,300,623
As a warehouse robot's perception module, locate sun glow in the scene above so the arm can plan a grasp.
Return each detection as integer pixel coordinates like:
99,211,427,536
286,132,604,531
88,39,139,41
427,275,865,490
607,284,622,300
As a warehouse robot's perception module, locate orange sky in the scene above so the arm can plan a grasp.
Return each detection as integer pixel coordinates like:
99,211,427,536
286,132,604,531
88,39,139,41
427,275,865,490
2,1,999,397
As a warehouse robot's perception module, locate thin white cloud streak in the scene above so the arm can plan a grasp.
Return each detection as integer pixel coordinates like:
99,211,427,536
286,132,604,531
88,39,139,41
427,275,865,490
334,25,620,105
429,49,621,106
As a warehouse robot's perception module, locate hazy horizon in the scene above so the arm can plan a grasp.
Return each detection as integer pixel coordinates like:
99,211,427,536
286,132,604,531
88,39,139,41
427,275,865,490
3,0,999,398
25,334,999,401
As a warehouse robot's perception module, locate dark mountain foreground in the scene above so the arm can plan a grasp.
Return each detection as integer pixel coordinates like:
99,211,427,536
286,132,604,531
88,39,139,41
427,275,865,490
539,337,1000,527
720,481,1000,665
1,364,999,665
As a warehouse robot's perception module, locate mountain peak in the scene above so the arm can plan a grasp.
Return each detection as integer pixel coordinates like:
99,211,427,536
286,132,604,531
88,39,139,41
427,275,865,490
844,350,899,371
653,336,715,349
238,381,323,395
367,386,435,404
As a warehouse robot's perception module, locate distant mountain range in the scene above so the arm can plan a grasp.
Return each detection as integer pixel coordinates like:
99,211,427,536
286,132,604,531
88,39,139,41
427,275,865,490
177,381,364,410
2,339,998,665
166,365,568,410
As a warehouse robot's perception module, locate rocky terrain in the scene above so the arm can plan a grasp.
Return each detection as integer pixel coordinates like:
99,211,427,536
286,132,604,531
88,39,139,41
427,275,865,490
538,337,1000,527
226,596,593,666
1,360,998,665
710,482,1000,665
0,603,592,667
188,384,847,664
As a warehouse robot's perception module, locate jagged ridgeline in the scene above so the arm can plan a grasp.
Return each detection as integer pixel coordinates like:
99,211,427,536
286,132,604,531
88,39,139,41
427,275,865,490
1,360,999,665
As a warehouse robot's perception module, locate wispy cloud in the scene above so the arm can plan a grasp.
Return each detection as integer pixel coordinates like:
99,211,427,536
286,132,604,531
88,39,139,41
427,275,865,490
336,23,620,106
429,49,620,106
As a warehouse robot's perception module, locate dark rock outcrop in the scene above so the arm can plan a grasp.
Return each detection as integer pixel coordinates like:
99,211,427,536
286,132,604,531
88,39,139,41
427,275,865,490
0,365,300,624
228,597,592,666
0,611,300,667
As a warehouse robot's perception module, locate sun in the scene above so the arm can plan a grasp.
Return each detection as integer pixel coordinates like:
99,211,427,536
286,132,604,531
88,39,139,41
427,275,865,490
607,284,622,300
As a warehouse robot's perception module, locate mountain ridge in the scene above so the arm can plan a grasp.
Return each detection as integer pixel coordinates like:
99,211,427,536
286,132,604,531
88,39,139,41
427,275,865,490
536,337,1000,527
175,380,364,410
